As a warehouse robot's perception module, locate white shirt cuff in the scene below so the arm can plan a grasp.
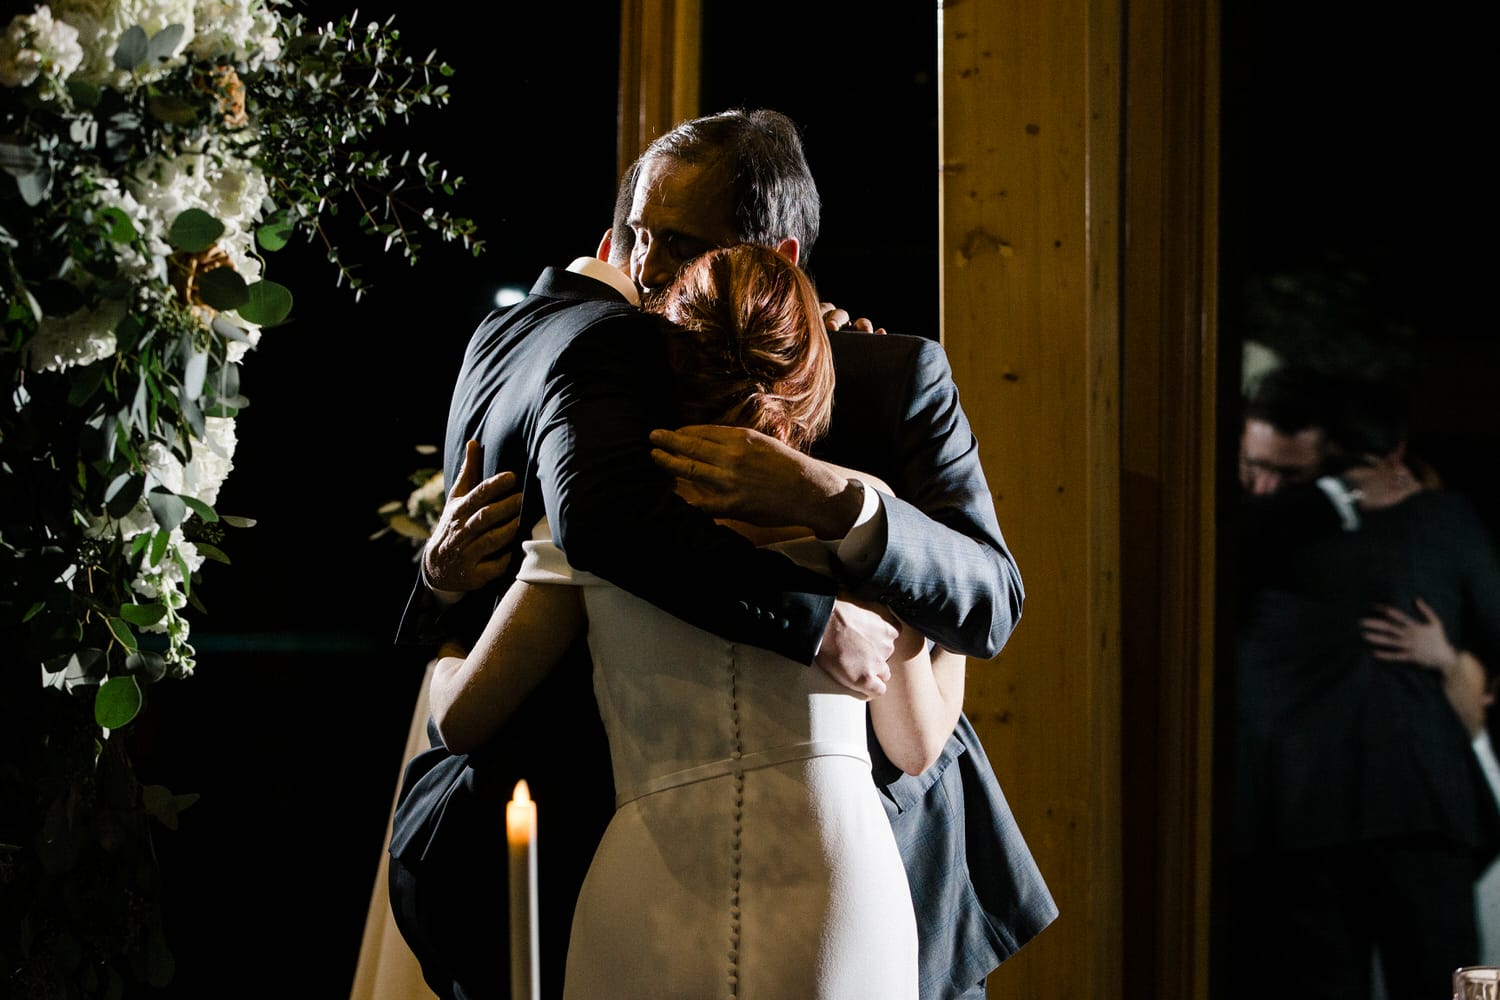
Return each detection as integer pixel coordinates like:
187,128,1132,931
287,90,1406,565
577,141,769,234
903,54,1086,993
1315,475,1362,532
827,480,885,572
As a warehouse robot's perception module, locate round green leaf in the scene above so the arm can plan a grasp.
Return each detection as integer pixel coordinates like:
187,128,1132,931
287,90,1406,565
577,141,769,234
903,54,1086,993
97,206,137,243
119,602,167,627
95,675,143,730
196,266,249,310
167,208,224,253
256,218,295,252
238,280,293,327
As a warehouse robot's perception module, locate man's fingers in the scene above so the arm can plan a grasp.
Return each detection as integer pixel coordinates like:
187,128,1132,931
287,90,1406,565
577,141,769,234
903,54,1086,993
651,448,694,480
452,439,483,497
651,425,741,456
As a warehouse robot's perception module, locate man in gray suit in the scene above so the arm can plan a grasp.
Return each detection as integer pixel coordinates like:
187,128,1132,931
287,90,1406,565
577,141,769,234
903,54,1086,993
408,109,1055,999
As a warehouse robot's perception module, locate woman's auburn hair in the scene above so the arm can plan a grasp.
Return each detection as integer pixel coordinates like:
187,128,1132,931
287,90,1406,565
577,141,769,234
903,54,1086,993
660,243,835,453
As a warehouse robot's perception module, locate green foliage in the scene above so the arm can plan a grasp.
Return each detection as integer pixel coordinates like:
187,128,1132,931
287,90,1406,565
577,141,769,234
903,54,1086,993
0,2,483,995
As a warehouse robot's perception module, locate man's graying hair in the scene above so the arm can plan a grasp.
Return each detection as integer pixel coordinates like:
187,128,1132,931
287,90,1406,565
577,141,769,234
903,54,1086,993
613,108,822,266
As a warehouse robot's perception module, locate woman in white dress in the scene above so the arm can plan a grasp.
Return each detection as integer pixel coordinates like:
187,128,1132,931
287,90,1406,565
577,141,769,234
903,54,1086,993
428,244,965,1000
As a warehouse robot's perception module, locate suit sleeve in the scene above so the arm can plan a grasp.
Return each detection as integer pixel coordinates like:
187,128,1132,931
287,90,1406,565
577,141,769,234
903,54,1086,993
847,339,1024,660
534,314,836,665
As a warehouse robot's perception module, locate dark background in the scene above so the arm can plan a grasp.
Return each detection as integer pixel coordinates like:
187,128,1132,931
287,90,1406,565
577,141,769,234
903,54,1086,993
130,4,939,996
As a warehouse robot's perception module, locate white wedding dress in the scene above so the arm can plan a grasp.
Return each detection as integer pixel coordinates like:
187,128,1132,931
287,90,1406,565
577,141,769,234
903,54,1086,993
516,525,918,1000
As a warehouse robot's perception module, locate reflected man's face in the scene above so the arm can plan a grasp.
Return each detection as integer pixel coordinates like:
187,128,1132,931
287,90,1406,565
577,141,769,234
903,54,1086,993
1238,418,1329,496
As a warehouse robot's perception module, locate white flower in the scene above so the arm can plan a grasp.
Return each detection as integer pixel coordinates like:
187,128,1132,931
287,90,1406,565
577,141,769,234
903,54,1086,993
23,300,124,372
189,0,280,67
130,139,265,244
407,471,445,522
131,528,204,603
86,172,170,280
0,5,84,91
141,415,237,508
84,415,238,549
53,0,195,86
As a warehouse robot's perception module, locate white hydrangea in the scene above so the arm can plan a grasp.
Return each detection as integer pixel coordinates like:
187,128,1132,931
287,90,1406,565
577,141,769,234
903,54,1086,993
189,0,280,67
85,415,238,548
23,300,125,373
129,139,265,244
87,172,170,281
131,527,204,603
52,0,195,86
142,415,237,507
0,5,84,91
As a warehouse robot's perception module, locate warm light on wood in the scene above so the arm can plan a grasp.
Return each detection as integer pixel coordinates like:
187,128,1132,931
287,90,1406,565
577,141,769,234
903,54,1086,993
507,780,538,1000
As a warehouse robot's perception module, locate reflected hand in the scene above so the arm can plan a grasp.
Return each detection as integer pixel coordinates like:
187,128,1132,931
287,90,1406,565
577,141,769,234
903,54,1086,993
1360,597,1458,673
422,439,522,593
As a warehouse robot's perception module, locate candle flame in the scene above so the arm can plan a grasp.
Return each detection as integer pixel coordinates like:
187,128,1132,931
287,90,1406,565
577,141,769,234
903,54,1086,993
513,779,531,805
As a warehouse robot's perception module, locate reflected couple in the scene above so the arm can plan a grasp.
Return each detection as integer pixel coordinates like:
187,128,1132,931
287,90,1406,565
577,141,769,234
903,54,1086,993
1225,362,1500,999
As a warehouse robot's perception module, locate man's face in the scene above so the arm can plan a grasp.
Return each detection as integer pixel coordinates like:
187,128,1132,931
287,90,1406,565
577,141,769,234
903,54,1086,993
627,155,738,309
1238,417,1329,495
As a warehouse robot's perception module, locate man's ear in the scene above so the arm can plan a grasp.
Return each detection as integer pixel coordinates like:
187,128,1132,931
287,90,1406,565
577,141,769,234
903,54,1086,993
596,227,614,262
775,237,800,266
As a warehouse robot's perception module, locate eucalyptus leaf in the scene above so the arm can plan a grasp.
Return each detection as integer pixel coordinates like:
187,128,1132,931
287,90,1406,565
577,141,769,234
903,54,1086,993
147,24,186,64
180,389,205,438
0,140,42,175
238,280,293,327
167,208,224,253
256,217,294,252
105,471,144,518
95,675,143,730
17,169,49,207
105,617,139,653
219,514,257,529
181,496,218,523
113,25,147,69
142,784,198,831
212,316,254,342
96,205,135,242
119,602,167,627
183,345,208,401
197,266,249,310
193,541,230,565
148,529,169,567
147,489,186,532
127,650,169,684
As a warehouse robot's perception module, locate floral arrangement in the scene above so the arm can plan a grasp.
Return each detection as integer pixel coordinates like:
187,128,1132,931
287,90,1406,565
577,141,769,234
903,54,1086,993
373,443,444,552
0,0,479,993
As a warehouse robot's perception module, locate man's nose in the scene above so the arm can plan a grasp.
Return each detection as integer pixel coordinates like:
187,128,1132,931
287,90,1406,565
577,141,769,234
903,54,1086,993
1249,470,1281,496
635,241,677,293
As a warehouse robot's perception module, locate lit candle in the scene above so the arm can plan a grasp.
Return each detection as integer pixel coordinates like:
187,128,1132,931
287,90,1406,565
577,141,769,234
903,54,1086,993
507,779,539,1000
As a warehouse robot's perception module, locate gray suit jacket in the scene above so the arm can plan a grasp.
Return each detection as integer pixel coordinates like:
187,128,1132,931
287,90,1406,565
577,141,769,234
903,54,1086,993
818,331,1055,995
